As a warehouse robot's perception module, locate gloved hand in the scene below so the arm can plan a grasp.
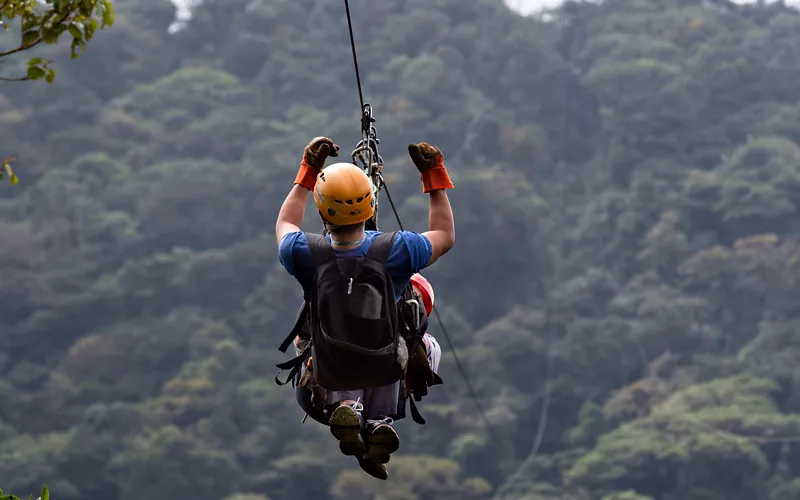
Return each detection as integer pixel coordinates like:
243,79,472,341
295,136,340,190
403,342,436,401
408,142,454,193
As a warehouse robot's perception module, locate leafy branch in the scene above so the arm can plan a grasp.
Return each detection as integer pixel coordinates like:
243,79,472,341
0,157,18,184
0,0,115,83
0,484,49,500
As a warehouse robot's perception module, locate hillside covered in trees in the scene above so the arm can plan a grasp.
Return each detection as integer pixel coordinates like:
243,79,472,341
3,0,800,498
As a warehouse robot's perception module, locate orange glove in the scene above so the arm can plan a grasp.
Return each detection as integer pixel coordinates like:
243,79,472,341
295,136,340,190
408,142,453,193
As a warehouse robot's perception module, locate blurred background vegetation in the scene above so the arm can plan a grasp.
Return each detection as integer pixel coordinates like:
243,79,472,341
3,0,800,498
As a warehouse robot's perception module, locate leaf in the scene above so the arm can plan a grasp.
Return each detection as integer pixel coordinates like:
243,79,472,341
40,11,57,29
22,30,40,46
70,38,80,59
27,57,42,66
40,485,49,500
102,0,115,26
68,25,82,40
45,68,56,84
26,66,46,80
11,174,19,185
80,0,93,17
42,29,59,44
21,16,39,31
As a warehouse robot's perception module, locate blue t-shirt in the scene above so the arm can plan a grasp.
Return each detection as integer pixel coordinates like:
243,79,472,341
279,230,433,300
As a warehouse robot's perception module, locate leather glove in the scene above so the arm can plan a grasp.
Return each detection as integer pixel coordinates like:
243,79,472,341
404,342,436,401
408,142,454,193
295,136,340,190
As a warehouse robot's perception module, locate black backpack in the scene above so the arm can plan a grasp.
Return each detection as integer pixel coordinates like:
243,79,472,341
275,231,403,392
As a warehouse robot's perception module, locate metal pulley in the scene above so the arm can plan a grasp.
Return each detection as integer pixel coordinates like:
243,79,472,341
350,103,384,231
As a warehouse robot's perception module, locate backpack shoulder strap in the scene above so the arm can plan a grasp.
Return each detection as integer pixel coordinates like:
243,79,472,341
366,231,398,264
306,233,336,267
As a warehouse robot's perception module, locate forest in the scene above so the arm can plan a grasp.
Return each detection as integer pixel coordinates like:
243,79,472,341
3,0,800,498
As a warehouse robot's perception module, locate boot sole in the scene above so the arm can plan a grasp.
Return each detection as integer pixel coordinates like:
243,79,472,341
365,425,400,463
329,405,366,456
357,457,389,480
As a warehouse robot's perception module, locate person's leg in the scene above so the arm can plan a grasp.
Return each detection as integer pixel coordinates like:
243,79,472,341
326,387,394,481
294,385,327,424
327,389,367,457
361,381,401,463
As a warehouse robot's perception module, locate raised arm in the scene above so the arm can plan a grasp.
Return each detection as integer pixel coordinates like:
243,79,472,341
275,137,340,245
423,189,455,265
408,143,455,266
275,185,310,244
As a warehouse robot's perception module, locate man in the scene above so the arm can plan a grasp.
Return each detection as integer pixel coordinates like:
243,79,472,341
275,136,455,479
293,272,443,426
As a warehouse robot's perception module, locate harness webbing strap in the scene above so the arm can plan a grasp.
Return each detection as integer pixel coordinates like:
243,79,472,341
275,345,310,387
279,303,308,354
365,231,396,263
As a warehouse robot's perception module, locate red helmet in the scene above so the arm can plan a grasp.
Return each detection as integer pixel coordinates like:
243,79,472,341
410,273,434,316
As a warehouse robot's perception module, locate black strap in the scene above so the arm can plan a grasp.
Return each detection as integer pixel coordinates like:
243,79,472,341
279,302,309,353
275,345,311,386
366,231,397,263
306,233,336,267
408,397,426,425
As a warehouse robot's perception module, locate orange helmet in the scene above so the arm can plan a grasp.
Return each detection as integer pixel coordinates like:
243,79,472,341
313,162,375,226
410,273,434,316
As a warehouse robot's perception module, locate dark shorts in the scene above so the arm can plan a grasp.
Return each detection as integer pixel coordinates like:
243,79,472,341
295,380,401,424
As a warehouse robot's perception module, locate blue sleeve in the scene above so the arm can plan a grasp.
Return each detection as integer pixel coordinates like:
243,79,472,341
279,232,315,292
278,232,305,277
386,231,433,278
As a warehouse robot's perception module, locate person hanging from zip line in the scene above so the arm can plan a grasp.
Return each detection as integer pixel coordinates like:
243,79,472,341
292,272,443,429
290,271,444,480
274,136,455,479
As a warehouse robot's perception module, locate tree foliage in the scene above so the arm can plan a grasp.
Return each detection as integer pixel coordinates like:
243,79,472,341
0,0,115,82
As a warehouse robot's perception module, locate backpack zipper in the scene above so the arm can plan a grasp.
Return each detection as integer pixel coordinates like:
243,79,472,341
347,277,353,295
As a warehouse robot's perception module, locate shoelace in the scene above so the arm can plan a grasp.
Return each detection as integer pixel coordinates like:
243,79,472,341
347,400,392,426
367,416,394,426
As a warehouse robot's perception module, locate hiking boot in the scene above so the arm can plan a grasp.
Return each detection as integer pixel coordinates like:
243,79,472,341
364,417,400,464
356,456,389,480
328,402,367,457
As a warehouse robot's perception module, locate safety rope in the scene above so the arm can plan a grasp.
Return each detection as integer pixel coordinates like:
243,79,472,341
342,0,497,441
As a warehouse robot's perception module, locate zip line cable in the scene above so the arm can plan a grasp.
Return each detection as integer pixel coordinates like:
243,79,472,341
343,0,497,441
343,0,368,138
